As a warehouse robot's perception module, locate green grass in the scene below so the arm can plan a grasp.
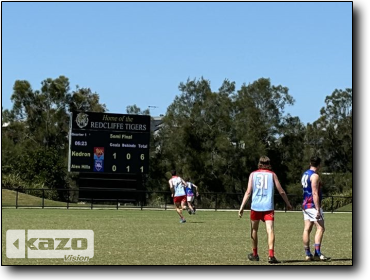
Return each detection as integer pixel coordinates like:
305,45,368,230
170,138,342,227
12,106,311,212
1,208,352,265
335,203,352,212
1,189,134,209
2,189,69,207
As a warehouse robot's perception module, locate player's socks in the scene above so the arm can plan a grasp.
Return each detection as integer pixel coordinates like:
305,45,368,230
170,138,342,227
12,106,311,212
269,249,275,257
314,243,321,255
304,246,312,256
253,248,258,256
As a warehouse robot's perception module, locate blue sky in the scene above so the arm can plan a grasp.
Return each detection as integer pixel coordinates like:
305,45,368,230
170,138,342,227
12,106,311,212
2,1,352,125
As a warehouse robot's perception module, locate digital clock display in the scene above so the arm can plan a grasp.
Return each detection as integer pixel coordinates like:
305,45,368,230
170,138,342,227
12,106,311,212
74,141,88,146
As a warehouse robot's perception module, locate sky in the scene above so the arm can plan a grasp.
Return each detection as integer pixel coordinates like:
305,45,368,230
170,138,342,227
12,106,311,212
1,1,353,125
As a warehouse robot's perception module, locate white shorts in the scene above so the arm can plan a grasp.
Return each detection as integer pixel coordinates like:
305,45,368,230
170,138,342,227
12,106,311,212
187,196,194,202
302,208,324,221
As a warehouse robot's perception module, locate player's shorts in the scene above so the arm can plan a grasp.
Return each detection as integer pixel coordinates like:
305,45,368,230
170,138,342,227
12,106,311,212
250,210,274,222
302,208,324,221
187,195,194,202
173,195,186,204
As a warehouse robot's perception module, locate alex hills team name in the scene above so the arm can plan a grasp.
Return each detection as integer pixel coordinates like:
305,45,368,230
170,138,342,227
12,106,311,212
90,122,147,131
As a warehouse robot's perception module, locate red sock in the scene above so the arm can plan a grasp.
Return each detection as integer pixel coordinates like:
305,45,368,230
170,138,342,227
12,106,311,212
253,248,258,256
269,249,274,257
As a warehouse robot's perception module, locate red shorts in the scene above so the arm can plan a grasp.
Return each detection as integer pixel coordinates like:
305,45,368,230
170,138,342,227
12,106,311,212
173,195,186,204
250,210,274,222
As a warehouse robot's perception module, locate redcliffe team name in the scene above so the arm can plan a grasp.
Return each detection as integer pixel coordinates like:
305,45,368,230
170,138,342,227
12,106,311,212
90,122,147,131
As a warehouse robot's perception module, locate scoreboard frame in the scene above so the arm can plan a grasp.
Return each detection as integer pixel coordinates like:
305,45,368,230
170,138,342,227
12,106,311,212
68,111,150,175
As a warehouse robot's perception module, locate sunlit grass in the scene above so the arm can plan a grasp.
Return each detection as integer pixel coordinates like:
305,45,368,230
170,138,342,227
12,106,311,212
1,209,352,265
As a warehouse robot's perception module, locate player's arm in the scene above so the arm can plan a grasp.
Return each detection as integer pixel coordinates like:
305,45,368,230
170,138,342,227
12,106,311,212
193,184,199,196
311,174,321,218
273,173,292,210
169,180,174,197
239,174,253,218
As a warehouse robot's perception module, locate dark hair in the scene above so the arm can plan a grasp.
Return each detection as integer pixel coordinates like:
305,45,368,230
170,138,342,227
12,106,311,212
258,156,272,170
171,170,176,176
310,156,321,168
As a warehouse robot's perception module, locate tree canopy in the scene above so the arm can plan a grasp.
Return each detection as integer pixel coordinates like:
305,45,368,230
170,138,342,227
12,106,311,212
2,75,352,203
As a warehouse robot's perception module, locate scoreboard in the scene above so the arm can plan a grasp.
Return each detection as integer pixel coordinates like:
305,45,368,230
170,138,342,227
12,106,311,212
68,112,150,174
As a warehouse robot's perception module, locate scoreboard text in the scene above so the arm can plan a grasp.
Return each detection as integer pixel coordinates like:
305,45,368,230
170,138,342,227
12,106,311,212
68,112,150,174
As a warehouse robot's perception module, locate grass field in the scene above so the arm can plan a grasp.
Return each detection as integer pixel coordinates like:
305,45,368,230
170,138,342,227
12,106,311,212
2,189,70,207
1,208,352,265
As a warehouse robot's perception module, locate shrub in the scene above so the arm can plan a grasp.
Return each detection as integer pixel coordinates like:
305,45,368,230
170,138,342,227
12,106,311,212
321,189,352,211
1,173,26,190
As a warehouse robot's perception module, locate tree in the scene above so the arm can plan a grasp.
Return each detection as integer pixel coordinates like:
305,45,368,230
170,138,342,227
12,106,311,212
278,116,306,184
232,78,295,187
3,76,106,192
68,86,107,113
157,77,295,201
126,105,150,115
160,78,234,194
309,88,352,173
7,76,107,149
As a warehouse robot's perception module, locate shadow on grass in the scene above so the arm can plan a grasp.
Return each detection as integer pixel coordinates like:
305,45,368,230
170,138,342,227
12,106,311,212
282,258,352,263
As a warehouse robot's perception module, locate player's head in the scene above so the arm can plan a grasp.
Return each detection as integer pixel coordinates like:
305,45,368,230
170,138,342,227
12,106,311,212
258,156,272,170
310,156,321,168
171,170,177,176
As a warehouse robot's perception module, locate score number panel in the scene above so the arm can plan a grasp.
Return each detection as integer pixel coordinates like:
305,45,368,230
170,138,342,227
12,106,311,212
69,130,149,174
